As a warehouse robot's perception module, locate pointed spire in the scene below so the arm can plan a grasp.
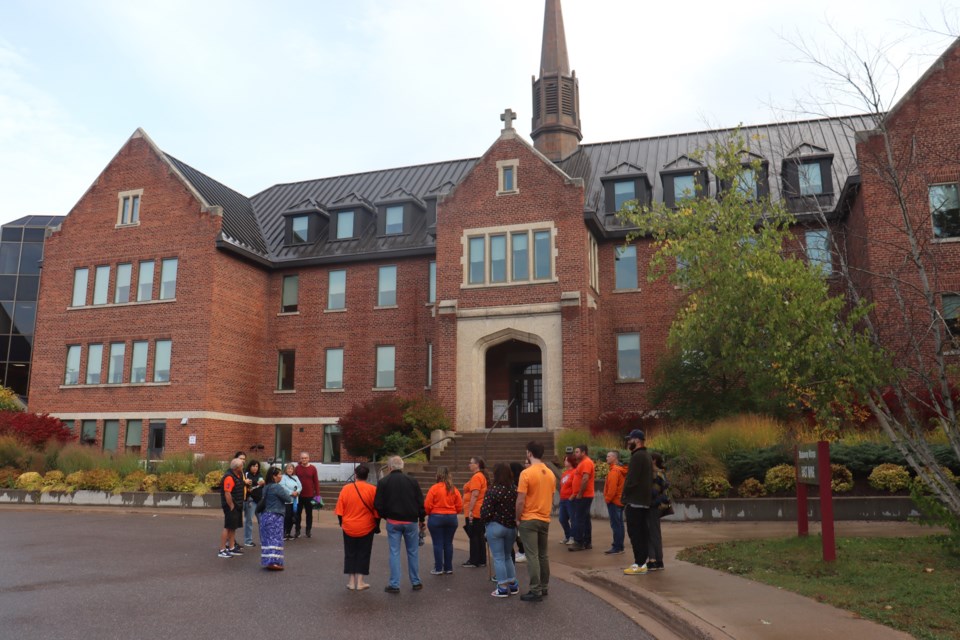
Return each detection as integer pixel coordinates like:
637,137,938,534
540,0,570,76
531,0,582,162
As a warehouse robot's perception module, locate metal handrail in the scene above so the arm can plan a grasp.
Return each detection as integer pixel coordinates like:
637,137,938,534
483,397,517,462
341,435,458,483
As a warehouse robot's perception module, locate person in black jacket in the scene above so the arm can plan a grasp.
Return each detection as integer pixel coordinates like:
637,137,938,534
621,429,653,575
374,456,426,593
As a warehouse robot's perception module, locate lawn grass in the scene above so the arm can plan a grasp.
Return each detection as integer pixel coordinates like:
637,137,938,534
678,535,960,640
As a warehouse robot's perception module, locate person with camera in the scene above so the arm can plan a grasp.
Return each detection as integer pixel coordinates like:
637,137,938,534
335,463,379,590
242,459,265,547
374,456,426,593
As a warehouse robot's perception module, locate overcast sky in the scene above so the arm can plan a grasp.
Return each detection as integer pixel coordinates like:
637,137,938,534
0,0,956,226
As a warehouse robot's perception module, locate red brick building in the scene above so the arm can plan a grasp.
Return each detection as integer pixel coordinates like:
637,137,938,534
27,1,960,474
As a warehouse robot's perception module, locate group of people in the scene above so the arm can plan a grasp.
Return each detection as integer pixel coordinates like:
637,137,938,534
218,430,670,591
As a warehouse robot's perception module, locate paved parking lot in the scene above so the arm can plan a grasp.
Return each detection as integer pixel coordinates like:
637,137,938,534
0,508,650,640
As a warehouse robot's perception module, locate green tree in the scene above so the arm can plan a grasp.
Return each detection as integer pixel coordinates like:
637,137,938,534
0,386,24,412
618,131,887,431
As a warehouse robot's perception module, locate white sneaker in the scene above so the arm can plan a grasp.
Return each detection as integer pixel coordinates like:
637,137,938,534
563,538,574,545
514,553,526,563
623,563,648,575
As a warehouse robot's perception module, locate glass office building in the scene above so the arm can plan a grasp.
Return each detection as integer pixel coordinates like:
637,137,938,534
0,215,65,403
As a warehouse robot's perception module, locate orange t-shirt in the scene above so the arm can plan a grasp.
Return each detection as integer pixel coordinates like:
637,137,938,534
559,469,575,501
518,462,555,522
574,456,596,498
462,472,487,518
335,481,379,537
603,464,626,507
424,482,463,515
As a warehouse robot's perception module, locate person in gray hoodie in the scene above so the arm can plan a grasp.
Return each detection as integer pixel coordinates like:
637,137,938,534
620,429,653,575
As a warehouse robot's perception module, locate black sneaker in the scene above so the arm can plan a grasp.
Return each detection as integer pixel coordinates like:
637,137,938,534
384,586,400,593
461,562,478,568
568,544,585,552
648,561,664,571
541,588,549,596
412,583,423,591
230,545,244,555
520,592,542,602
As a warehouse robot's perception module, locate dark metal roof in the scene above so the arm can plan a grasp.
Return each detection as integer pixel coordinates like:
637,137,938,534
165,154,268,255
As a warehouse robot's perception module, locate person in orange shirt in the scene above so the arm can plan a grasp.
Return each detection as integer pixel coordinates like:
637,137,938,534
424,466,463,575
335,463,379,591
558,455,576,544
515,441,556,602
602,450,627,554
568,444,595,552
462,457,488,568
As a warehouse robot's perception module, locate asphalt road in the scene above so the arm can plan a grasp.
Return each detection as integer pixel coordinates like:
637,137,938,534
0,509,651,640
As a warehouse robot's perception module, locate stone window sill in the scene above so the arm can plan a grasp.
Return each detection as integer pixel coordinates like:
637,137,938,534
60,381,171,389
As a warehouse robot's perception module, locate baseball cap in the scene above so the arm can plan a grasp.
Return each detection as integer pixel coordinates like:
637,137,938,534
626,429,645,441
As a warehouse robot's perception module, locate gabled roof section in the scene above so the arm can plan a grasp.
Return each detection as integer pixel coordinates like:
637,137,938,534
786,142,829,157
662,154,705,171
164,153,268,255
281,197,327,217
883,37,960,127
603,161,645,176
377,187,426,209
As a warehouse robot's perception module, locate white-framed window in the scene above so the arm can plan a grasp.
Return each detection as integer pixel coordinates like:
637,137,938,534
277,350,295,391
323,424,342,463
130,340,148,383
378,265,397,306
588,235,599,292
426,342,433,388
71,268,88,307
617,333,641,381
375,345,395,388
86,343,102,384
336,211,354,240
117,190,142,226
805,229,832,276
64,345,81,385
328,270,346,310
92,265,110,305
137,260,154,302
159,258,178,300
281,274,299,313
385,205,404,235
325,347,344,390
497,159,519,194
154,339,171,382
614,245,638,290
930,183,960,239
125,419,142,453
428,261,436,304
463,223,556,287
115,263,132,304
108,342,125,384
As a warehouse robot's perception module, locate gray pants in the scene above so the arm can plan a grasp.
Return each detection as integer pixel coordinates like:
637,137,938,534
647,507,663,563
518,519,550,595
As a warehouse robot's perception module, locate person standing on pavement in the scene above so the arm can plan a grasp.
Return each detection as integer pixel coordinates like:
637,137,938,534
602,450,627,555
374,456,426,593
647,452,669,571
280,463,302,540
242,460,265,547
424,466,462,575
482,463,520,598
558,455,576,544
568,444,595,552
259,467,292,570
217,458,246,559
462,457,488,568
335,463,379,590
515,441,555,602
294,452,320,539
621,429,653,575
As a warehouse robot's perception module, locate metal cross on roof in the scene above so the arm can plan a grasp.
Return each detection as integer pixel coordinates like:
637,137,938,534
500,108,517,131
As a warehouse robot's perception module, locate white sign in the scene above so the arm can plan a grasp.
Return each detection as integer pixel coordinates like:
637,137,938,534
492,400,509,422
188,435,197,445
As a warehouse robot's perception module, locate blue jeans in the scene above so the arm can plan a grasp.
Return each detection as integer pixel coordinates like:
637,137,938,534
243,499,257,545
427,514,458,572
572,497,593,546
558,499,572,540
386,522,421,588
607,503,625,551
485,522,517,586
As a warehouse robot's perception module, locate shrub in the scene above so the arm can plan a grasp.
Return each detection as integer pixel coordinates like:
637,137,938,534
594,461,610,480
78,468,120,491
0,385,23,412
701,415,783,463
764,464,796,493
725,446,793,485
204,469,224,489
141,474,158,492
15,471,43,490
121,470,147,491
912,466,960,495
831,464,854,493
829,442,903,478
0,434,29,469
65,471,84,487
665,452,726,499
402,395,451,437
42,470,65,486
868,463,911,492
694,474,732,498
737,477,767,497
339,395,406,459
157,472,199,493
0,412,74,449
0,466,19,488
155,453,196,475
55,444,103,475
588,408,644,436
102,452,143,477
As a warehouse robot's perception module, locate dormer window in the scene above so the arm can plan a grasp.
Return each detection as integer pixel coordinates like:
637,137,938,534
614,180,636,210
291,215,309,244
735,169,757,199
799,162,823,196
718,159,769,201
602,173,651,216
661,170,708,209
385,206,404,235
336,211,354,240
117,190,142,227
782,145,834,212
497,160,519,195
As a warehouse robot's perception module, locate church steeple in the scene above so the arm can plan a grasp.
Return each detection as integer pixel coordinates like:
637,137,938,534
531,0,582,162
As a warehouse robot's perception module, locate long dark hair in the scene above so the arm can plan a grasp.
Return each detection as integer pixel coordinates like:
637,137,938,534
492,463,514,488
436,466,454,493
265,467,282,484
245,459,260,475
471,457,487,481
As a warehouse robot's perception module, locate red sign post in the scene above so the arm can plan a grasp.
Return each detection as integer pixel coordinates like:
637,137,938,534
795,441,836,562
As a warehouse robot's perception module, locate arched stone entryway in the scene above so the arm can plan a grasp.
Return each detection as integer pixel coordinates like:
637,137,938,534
485,339,543,428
